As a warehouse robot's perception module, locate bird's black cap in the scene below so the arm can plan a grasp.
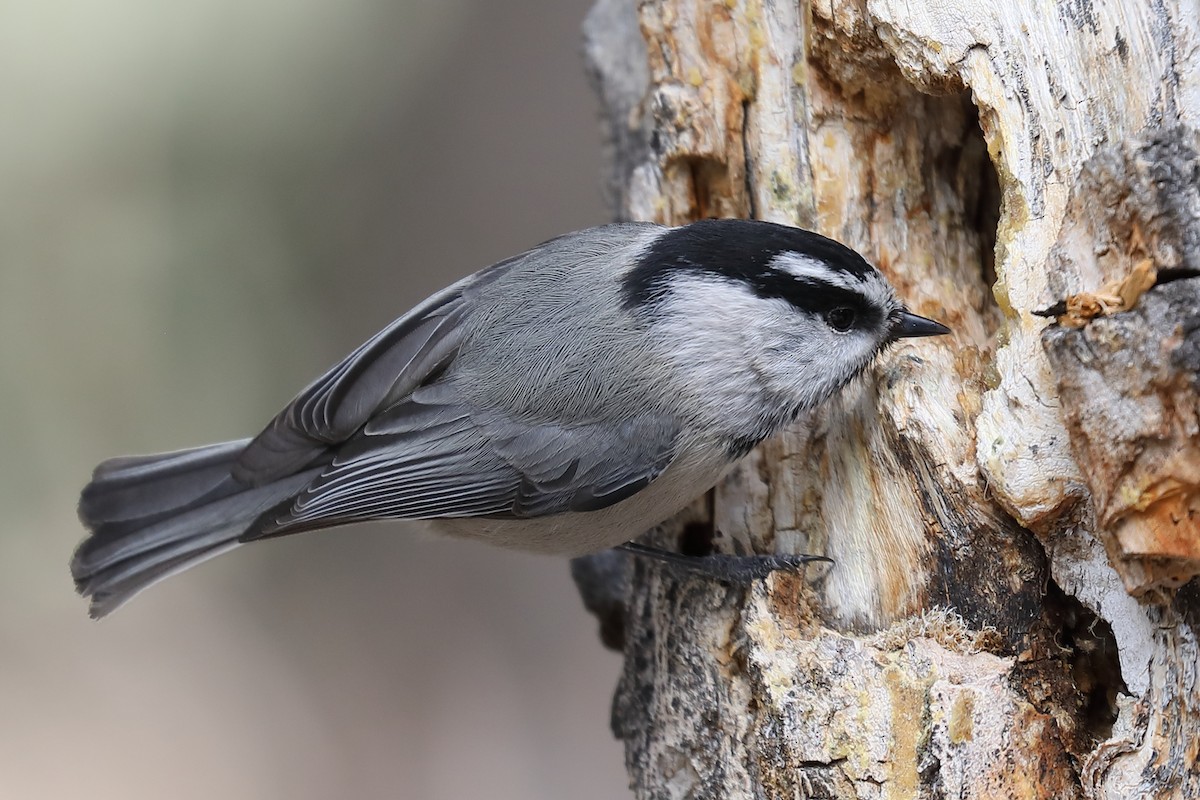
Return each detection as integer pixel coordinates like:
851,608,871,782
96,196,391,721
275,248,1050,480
623,218,879,315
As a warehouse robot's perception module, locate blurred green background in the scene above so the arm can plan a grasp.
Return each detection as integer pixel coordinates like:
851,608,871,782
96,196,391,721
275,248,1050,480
1,1,628,797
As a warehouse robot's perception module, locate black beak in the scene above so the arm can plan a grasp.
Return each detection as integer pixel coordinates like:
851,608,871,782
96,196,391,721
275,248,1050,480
891,309,951,339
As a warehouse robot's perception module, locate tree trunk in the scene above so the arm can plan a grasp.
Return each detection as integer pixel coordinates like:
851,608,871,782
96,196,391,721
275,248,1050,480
574,0,1200,797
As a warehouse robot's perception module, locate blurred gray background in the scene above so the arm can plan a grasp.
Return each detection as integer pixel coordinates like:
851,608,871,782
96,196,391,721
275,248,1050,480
1,0,629,797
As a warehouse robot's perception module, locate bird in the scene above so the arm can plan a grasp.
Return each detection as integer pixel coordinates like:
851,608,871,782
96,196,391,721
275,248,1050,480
71,218,950,618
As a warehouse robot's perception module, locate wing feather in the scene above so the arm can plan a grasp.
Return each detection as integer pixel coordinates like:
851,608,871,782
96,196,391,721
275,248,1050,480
232,255,516,486
244,397,680,539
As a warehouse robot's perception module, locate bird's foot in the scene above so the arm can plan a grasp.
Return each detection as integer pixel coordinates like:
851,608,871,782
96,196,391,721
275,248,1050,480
617,541,832,583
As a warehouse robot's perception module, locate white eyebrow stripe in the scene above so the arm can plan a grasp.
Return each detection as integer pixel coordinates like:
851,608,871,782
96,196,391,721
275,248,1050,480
770,251,901,316
769,252,856,289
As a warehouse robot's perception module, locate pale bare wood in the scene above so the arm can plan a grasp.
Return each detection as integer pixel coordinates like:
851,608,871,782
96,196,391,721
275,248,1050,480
578,0,1200,797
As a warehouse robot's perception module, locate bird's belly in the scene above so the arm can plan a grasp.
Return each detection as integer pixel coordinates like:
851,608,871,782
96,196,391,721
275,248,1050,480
426,457,729,556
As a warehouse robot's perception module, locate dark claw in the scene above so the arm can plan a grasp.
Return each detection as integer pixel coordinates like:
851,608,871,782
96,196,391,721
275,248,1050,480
617,541,833,583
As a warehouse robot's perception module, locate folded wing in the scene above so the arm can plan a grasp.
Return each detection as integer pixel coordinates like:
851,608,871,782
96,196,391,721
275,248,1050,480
243,381,680,539
232,252,521,485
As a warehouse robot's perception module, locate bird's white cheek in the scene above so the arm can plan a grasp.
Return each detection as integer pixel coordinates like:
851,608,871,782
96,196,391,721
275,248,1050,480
757,330,878,411
653,280,788,408
819,335,880,397
753,327,823,400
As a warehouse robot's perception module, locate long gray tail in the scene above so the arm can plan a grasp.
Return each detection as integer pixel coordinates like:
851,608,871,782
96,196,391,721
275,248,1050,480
72,440,319,618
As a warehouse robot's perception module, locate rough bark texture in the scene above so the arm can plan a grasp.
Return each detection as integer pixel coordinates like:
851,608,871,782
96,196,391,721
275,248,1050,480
576,0,1200,797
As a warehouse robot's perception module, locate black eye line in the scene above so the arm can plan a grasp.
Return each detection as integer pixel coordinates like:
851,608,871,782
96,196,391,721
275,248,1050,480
704,268,882,334
749,269,877,323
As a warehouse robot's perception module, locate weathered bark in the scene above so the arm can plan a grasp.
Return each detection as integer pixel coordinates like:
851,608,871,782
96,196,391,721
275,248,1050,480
576,0,1200,797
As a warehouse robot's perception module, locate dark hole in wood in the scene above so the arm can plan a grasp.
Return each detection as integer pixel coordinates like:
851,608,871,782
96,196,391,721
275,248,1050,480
678,520,716,557
963,98,1002,293
1044,579,1128,742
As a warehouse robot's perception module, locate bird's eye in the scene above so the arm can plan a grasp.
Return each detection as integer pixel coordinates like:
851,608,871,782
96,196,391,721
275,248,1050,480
826,307,856,332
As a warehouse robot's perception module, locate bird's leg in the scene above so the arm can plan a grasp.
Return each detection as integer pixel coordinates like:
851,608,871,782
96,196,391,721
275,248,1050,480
617,541,832,583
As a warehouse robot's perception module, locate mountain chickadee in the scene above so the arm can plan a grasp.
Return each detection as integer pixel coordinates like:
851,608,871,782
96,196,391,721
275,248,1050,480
72,218,949,618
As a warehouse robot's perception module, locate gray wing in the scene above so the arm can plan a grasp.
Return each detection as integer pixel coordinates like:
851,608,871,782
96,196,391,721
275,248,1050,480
245,380,680,538
233,224,661,486
232,251,525,486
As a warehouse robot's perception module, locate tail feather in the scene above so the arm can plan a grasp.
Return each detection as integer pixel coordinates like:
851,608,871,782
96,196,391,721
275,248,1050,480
73,440,319,618
79,439,251,524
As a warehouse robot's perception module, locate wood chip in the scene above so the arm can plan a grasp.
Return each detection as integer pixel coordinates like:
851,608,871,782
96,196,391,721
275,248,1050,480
1057,259,1159,328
